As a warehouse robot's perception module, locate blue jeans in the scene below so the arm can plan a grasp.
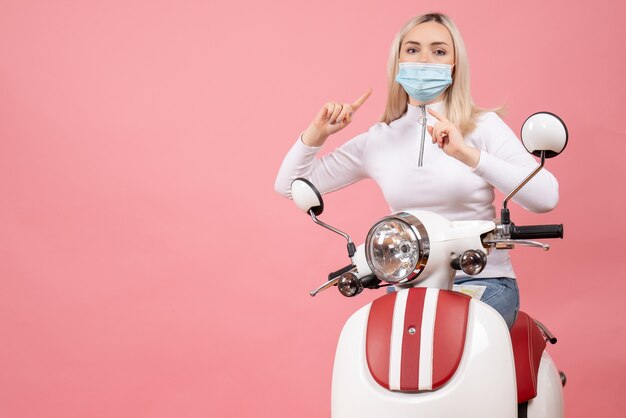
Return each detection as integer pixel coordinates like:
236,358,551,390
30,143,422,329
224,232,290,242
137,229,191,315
453,277,520,329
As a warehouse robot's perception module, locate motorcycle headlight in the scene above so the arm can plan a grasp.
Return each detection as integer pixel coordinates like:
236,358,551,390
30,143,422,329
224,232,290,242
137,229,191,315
365,213,429,284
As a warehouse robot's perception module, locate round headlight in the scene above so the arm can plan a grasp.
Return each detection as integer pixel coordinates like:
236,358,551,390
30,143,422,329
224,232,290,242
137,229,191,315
365,213,429,284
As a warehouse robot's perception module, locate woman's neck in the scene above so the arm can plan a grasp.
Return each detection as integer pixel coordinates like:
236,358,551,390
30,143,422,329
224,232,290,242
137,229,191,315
408,95,445,107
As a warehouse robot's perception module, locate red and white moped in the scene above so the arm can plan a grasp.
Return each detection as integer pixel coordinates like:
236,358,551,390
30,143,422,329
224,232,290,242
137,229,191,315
290,112,568,418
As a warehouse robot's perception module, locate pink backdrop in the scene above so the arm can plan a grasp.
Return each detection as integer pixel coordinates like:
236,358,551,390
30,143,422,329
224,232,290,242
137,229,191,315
1,0,624,417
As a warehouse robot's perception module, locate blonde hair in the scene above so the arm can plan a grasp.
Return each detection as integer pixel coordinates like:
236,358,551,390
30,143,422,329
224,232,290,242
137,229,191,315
381,13,497,135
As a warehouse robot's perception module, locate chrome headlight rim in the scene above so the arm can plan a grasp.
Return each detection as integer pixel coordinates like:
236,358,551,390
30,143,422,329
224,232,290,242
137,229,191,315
365,212,430,284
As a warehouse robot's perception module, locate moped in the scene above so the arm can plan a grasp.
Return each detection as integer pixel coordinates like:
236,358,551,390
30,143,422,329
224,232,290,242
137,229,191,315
289,112,568,418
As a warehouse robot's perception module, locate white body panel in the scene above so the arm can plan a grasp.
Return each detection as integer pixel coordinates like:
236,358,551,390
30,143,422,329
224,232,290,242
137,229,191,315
332,298,517,418
527,351,564,418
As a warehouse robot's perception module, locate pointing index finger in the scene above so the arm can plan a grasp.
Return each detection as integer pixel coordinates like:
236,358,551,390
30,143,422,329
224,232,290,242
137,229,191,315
427,108,449,123
351,89,372,110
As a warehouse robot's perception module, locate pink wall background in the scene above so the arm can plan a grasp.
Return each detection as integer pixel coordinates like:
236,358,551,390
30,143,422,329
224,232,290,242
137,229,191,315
1,0,624,416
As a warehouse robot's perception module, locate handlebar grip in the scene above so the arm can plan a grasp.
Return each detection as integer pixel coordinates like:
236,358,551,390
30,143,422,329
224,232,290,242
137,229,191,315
510,224,564,239
328,264,355,281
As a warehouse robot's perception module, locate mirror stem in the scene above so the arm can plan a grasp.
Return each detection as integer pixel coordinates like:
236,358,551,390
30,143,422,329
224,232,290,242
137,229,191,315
309,211,356,258
503,150,546,211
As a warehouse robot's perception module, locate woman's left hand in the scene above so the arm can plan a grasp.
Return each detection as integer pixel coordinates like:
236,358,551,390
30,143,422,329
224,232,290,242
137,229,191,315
427,108,480,168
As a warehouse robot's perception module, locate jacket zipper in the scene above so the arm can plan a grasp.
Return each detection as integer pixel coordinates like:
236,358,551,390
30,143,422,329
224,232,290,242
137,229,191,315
418,104,427,167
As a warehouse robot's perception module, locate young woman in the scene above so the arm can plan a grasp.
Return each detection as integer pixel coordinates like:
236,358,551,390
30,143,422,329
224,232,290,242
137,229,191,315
274,12,559,328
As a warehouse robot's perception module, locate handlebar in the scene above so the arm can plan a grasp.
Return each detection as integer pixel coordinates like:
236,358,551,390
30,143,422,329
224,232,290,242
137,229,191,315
510,224,564,240
328,264,356,281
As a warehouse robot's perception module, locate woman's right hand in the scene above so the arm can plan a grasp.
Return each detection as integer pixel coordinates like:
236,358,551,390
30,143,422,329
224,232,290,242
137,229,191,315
301,89,372,147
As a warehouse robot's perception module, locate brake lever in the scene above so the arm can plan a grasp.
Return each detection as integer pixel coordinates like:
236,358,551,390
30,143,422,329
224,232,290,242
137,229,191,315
309,264,356,297
483,238,550,251
309,277,339,297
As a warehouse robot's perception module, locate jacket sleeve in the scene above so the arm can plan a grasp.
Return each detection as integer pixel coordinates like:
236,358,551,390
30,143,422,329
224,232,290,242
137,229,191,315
471,112,559,213
274,132,369,199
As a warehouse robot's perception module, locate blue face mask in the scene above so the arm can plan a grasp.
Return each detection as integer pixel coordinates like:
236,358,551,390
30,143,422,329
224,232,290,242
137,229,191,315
395,62,454,103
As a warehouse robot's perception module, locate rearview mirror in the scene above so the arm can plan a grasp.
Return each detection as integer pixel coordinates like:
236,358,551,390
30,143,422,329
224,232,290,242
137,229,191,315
521,112,568,158
291,178,324,216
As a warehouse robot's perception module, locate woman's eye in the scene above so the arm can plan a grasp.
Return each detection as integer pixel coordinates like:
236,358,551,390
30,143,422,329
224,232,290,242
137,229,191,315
434,49,447,56
407,48,418,54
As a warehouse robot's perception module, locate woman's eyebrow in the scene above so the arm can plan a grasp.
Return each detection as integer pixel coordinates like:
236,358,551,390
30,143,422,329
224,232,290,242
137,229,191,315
403,40,450,47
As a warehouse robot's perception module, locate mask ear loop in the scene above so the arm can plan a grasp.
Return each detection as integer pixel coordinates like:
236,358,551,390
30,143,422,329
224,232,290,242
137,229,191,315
442,64,455,104
448,63,456,90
